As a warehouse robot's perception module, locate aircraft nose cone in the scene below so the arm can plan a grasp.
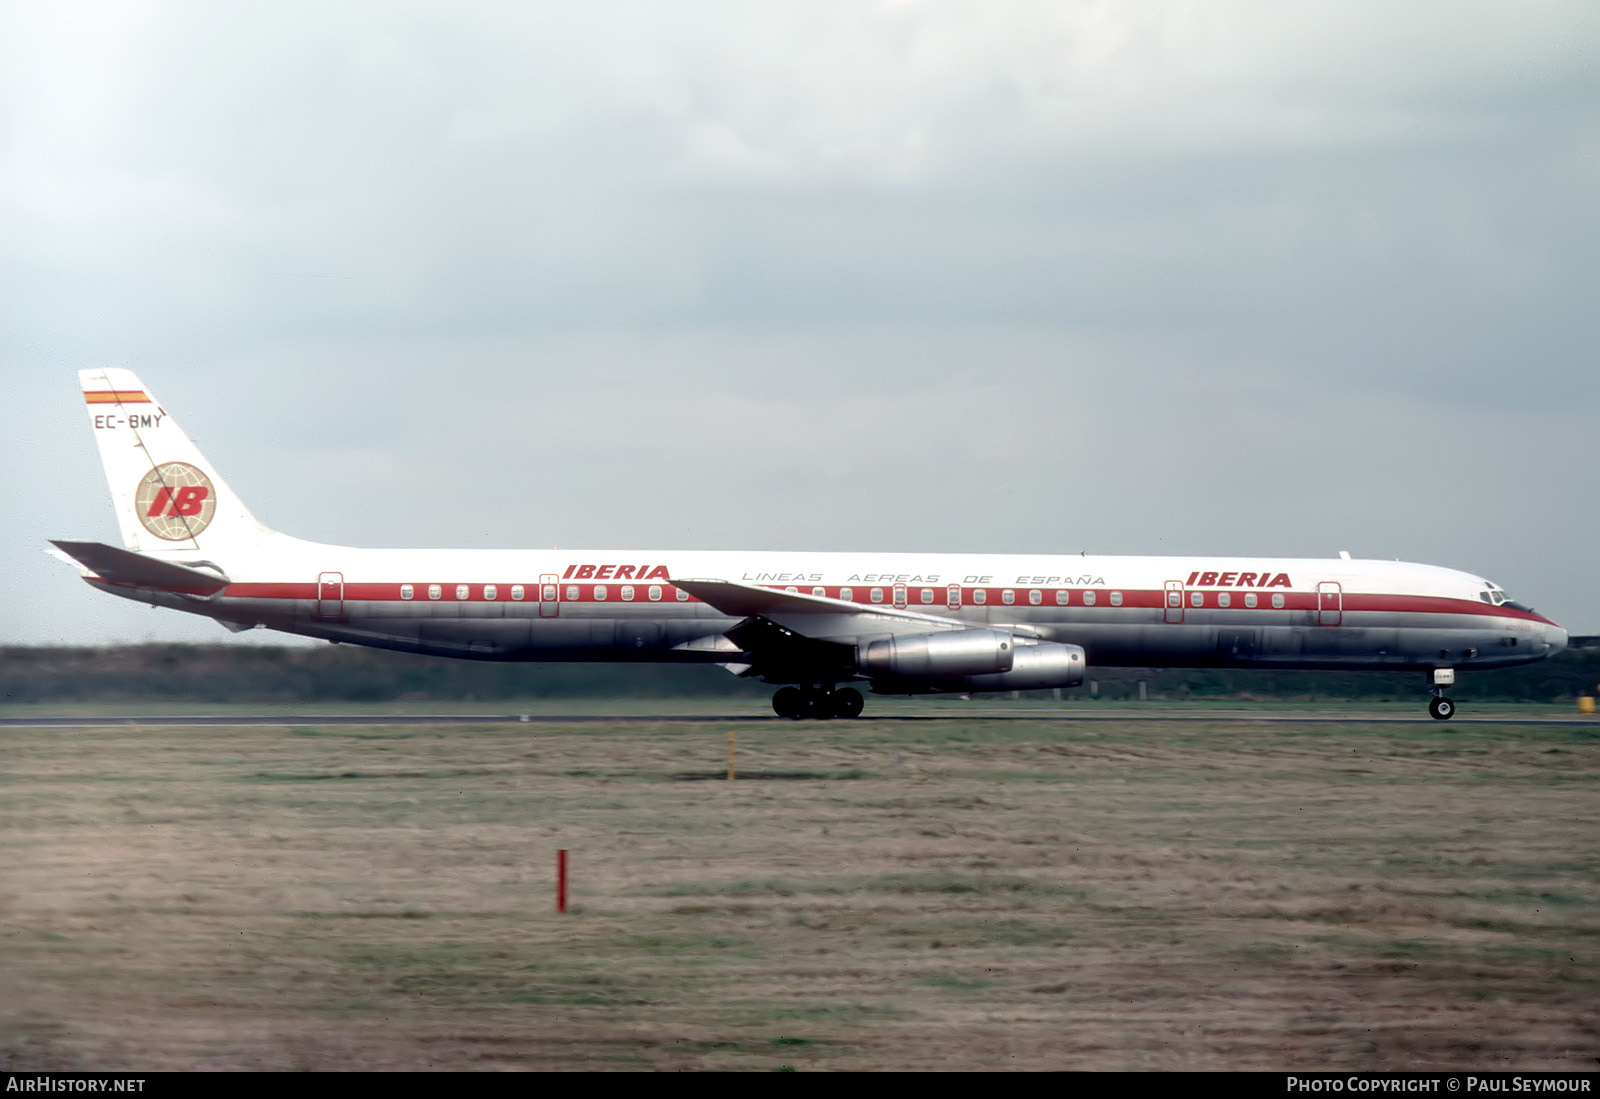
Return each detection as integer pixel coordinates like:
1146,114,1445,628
1546,624,1569,655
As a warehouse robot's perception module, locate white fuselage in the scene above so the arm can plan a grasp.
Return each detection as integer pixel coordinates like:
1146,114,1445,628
95,537,1567,677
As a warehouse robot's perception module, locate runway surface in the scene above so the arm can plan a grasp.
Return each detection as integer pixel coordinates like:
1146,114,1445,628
4,710,1596,728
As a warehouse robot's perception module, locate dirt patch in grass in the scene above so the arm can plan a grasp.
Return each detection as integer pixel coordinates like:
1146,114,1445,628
1,714,1595,1070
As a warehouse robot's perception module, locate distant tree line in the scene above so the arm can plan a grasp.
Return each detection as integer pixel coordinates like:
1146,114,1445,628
3,644,1598,704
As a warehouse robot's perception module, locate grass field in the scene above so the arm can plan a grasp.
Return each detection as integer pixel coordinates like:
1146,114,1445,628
2,709,1596,1071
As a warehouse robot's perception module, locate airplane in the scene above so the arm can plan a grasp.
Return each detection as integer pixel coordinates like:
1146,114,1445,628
51,369,1568,721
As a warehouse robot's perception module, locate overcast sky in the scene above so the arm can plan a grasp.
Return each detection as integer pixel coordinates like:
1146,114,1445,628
4,1,1597,646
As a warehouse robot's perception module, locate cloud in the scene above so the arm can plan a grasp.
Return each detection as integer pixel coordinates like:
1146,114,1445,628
3,2,1596,641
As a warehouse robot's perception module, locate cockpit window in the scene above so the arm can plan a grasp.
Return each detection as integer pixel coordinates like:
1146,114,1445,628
1476,581,1534,612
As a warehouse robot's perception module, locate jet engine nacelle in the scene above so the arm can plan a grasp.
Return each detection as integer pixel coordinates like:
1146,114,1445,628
859,628,1016,679
949,641,1087,692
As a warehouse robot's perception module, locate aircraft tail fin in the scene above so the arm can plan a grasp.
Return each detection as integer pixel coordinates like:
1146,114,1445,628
80,368,274,556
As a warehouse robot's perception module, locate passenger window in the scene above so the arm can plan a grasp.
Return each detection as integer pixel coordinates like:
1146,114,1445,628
484,584,497,600
1217,592,1230,608
541,585,555,601
840,587,853,601
595,585,608,601
870,587,883,604
512,585,525,600
621,585,635,601
1109,591,1122,606
1002,590,1015,605
1083,591,1097,606
428,584,441,600
974,589,987,605
401,584,414,600
675,588,689,601
566,585,579,601
1271,593,1285,609
813,587,825,597
1028,590,1042,605
786,586,798,593
649,586,662,601
1190,591,1203,607
456,584,469,600
1245,593,1257,608
921,588,934,604
1056,590,1069,605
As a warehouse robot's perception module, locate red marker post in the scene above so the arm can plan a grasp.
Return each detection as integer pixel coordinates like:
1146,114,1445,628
557,848,568,913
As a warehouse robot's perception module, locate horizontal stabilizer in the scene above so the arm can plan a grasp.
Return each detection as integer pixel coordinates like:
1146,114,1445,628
49,540,229,595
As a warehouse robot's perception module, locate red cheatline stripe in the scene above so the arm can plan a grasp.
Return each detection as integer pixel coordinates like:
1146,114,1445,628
205,582,1556,625
84,390,152,404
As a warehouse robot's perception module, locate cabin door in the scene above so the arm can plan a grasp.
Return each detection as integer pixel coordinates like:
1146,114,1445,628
1317,581,1342,626
1164,580,1185,624
316,571,344,619
539,573,560,618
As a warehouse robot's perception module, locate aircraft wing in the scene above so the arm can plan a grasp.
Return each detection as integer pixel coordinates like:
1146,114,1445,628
49,540,229,596
672,577,1041,644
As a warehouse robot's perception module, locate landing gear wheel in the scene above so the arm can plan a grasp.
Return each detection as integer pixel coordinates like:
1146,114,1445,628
773,686,801,719
830,687,864,719
1429,696,1455,721
799,687,832,720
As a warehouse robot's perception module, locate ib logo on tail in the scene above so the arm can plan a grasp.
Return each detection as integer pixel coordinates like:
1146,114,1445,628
134,462,216,540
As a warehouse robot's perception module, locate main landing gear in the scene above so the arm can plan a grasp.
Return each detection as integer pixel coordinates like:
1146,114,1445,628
772,686,864,720
1428,668,1456,721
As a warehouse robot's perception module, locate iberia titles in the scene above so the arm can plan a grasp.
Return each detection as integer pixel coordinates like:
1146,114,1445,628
1186,570,1292,588
562,564,672,580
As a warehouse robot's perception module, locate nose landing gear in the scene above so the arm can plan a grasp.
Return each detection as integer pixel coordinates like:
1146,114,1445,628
1428,668,1456,721
772,685,864,720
